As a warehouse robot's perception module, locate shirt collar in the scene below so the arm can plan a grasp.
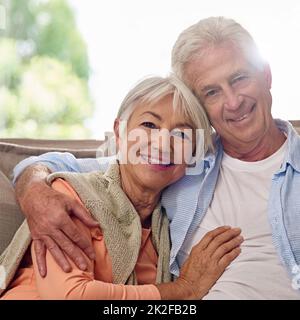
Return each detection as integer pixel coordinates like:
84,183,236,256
203,134,222,170
274,119,300,174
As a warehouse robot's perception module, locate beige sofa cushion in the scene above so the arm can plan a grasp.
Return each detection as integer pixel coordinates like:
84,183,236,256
0,138,104,180
0,170,24,254
0,138,104,254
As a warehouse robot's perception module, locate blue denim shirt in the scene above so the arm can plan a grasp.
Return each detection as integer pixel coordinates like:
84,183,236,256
13,119,300,289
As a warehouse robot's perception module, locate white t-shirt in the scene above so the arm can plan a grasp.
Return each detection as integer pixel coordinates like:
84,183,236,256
178,140,300,299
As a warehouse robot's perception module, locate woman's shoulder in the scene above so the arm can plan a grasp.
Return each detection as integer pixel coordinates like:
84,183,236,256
51,177,83,202
51,178,102,239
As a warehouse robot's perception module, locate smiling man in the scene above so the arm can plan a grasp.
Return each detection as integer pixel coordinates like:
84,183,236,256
6,17,300,299
169,17,299,299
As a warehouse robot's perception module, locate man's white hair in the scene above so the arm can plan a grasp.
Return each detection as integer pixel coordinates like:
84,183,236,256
117,75,214,153
171,16,266,84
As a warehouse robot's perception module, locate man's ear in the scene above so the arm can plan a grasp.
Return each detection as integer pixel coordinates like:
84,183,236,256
263,63,272,89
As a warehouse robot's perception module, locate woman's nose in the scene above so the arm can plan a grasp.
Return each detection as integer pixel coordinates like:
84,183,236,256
150,128,171,149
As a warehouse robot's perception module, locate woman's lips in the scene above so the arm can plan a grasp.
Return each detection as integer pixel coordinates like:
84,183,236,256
148,163,175,171
140,154,175,170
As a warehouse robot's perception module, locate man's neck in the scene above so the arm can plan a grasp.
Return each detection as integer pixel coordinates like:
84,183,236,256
222,123,287,162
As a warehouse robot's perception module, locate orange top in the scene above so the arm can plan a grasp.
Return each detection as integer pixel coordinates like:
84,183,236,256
1,178,161,300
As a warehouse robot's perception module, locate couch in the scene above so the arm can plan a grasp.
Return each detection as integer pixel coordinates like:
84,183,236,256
1,120,300,254
0,138,105,254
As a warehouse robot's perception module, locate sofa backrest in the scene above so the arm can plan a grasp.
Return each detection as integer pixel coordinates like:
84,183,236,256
0,138,105,254
0,138,105,180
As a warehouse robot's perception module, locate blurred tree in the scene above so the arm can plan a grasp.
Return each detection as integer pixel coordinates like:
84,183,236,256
5,0,89,79
0,38,21,90
0,0,93,138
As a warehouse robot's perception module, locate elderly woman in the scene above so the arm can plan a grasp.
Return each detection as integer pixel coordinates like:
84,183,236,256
1,76,242,300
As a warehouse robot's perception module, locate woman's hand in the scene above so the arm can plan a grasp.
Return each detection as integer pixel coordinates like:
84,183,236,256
176,226,243,299
157,226,243,299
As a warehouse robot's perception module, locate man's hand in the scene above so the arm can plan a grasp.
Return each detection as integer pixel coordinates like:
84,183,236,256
15,164,99,277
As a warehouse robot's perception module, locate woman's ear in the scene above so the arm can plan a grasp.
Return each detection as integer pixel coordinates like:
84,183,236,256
114,118,120,150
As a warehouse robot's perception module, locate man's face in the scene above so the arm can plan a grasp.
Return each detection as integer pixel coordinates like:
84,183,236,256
186,43,273,151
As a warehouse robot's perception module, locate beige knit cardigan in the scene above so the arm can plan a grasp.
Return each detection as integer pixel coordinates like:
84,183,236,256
0,163,172,296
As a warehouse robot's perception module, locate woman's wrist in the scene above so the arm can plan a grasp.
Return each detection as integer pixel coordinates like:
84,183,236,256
173,277,206,299
156,278,203,300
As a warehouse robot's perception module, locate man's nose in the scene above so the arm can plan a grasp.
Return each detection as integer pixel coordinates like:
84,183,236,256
223,87,243,111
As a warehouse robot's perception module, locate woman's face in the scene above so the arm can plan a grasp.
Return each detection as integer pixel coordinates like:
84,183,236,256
115,95,196,192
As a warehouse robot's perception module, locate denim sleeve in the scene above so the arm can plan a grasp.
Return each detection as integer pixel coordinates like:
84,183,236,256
12,152,105,185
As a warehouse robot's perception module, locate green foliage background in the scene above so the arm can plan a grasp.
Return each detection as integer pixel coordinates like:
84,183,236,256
0,0,94,138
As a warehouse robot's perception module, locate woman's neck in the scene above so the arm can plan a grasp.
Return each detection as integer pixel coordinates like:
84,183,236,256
119,165,161,228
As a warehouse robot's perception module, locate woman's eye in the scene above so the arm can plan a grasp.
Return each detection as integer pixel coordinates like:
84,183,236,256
141,122,156,129
172,130,191,140
205,89,218,97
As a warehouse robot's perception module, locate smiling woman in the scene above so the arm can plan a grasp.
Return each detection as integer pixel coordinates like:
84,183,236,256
114,76,214,177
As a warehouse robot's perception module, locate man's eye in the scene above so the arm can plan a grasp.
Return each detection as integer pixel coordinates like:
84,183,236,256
141,122,156,129
232,75,247,84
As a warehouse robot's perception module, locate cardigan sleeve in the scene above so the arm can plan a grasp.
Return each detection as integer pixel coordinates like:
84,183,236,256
32,178,161,300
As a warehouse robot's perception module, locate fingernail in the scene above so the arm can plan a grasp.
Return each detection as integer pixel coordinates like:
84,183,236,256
89,252,96,260
79,263,87,270
232,227,241,232
64,266,71,273
40,269,46,277
237,236,244,241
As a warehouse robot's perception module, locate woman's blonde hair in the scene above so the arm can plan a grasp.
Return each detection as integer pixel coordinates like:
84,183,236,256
116,74,213,154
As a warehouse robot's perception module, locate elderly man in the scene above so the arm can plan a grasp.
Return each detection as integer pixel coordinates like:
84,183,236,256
10,17,300,299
